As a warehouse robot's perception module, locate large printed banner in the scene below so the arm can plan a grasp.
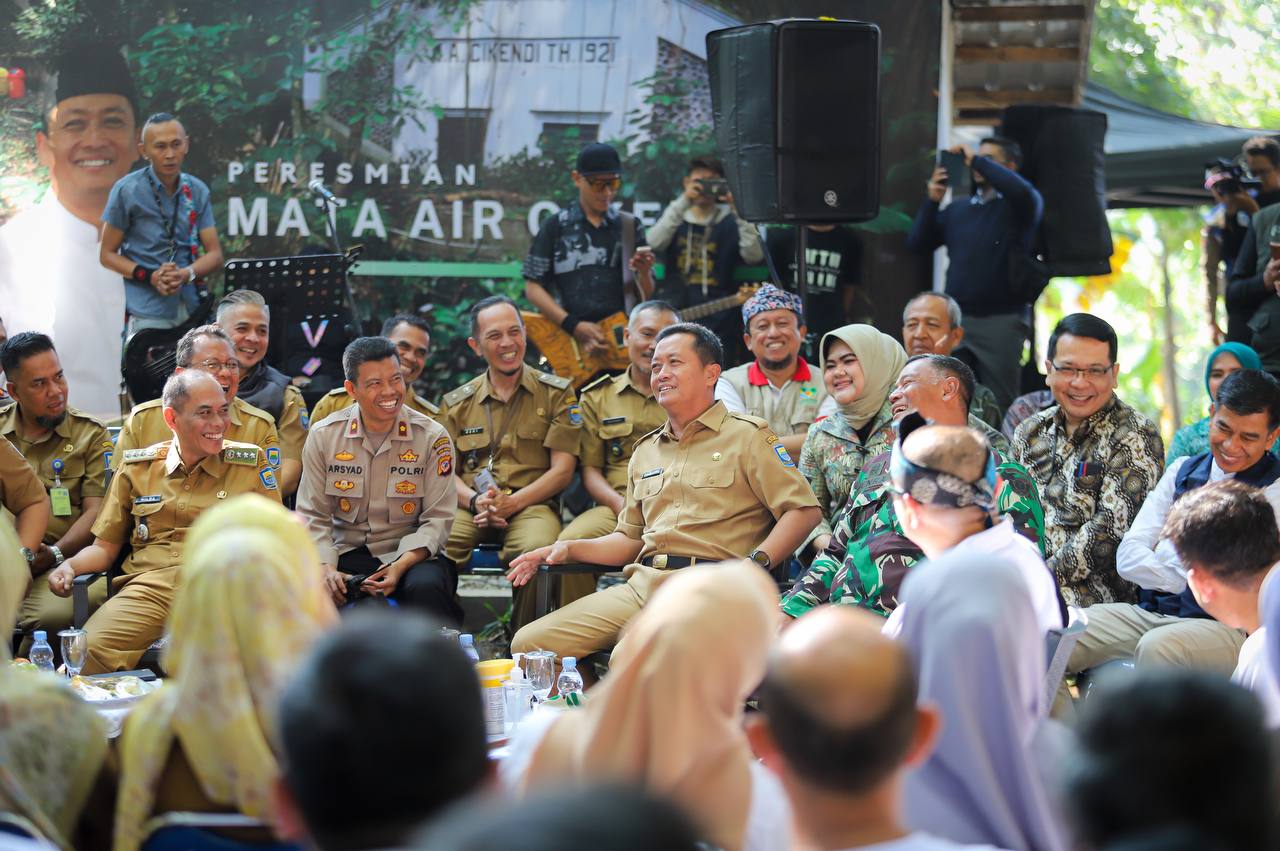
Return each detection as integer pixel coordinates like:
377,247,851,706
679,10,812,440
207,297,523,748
0,0,941,411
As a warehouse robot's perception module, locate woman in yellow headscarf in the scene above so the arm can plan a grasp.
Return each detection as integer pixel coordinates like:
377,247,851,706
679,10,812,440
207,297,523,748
114,495,337,851
0,515,109,850
502,560,790,851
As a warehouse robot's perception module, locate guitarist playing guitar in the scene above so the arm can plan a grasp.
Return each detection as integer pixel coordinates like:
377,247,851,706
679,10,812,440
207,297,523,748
100,111,223,338
522,142,655,374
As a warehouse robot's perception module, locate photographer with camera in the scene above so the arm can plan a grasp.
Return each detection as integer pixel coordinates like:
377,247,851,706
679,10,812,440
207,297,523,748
647,156,763,365
1228,137,1280,369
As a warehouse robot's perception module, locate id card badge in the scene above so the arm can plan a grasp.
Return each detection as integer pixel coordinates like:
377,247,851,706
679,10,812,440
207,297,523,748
50,487,72,517
474,467,498,494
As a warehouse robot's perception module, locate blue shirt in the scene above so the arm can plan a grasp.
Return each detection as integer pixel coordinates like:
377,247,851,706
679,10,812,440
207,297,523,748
102,167,214,319
905,156,1043,317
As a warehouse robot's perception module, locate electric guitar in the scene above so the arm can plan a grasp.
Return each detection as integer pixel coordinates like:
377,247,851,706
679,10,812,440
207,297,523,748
522,283,761,388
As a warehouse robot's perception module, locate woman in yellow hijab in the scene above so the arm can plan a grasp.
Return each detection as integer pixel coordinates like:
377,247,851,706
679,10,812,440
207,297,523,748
0,515,109,850
114,495,337,851
503,560,790,851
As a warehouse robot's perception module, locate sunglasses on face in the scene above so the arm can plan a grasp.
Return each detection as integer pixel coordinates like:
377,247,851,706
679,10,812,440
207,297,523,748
585,177,622,192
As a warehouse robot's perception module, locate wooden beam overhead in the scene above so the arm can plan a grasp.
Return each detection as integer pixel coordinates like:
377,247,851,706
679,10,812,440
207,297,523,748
954,45,1081,63
954,88,1075,108
953,4,1087,23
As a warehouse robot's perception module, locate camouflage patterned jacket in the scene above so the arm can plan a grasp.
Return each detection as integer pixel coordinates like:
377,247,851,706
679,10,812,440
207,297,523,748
780,441,1045,619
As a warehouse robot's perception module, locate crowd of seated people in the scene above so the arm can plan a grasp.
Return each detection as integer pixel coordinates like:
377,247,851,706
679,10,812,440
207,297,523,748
8,143,1280,851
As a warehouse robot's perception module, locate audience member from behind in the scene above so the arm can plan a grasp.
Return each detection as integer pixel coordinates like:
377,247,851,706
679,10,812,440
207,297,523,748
273,611,489,851
752,605,1004,851
0,515,110,851
901,292,1002,428
1164,480,1280,723
1063,669,1274,851
897,552,1068,851
1012,313,1164,608
113,495,336,851
885,416,1063,637
1166,342,1263,463
799,324,906,559
416,785,703,851
502,560,792,851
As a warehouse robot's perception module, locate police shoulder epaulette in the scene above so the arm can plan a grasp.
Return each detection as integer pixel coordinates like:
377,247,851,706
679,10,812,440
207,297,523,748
442,377,482,408
579,373,612,395
536,371,572,390
222,442,261,466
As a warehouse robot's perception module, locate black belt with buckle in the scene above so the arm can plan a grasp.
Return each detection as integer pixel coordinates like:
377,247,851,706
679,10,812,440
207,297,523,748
640,554,698,570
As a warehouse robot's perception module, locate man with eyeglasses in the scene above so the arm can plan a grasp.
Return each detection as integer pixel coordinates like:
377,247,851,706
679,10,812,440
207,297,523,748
1228,137,1280,362
1012,313,1164,609
111,325,280,471
523,143,656,360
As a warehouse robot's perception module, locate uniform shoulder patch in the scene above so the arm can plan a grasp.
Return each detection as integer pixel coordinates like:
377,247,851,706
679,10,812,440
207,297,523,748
323,387,347,398
122,447,159,463
774,444,796,467
259,467,278,490
536,371,572,390
223,445,261,466
237,399,275,425
579,373,611,395
67,407,109,428
728,412,772,430
414,393,441,415
442,379,481,408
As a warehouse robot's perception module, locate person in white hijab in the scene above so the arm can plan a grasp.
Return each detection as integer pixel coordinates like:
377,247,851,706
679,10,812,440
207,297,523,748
896,551,1069,851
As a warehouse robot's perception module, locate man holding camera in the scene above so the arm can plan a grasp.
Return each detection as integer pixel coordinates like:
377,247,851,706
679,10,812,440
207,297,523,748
296,337,460,623
647,156,764,365
1227,138,1280,360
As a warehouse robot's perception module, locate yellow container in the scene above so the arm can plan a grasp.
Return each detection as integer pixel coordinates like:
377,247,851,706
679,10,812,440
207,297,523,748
476,659,516,737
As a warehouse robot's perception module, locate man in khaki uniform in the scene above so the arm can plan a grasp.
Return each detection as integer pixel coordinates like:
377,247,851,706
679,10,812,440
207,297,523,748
48,371,280,673
509,322,821,662
439,295,580,629
297,336,459,622
311,314,440,422
1,434,50,557
113,324,280,472
216,289,308,494
716,284,833,457
555,301,677,606
1,333,111,645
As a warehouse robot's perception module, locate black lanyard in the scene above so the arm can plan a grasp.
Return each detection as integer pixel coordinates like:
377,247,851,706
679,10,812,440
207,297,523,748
145,168,186,263
483,392,522,472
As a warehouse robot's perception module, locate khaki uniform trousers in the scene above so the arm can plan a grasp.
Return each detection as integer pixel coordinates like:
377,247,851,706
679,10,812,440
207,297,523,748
444,503,561,631
82,566,178,675
1052,602,1246,718
553,505,621,608
18,572,108,656
512,562,674,660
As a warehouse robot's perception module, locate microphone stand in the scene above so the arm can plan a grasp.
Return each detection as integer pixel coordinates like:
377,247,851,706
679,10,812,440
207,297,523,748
316,190,364,340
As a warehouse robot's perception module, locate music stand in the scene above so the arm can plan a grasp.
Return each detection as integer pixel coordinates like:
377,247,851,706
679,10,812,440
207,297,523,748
222,250,359,407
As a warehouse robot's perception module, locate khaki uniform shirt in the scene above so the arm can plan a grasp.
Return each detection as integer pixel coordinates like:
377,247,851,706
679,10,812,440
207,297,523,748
276,384,309,464
617,400,819,562
579,369,668,494
720,358,828,437
296,404,455,566
0,434,46,514
0,405,110,543
439,366,580,493
311,387,439,425
92,438,282,575
112,396,280,471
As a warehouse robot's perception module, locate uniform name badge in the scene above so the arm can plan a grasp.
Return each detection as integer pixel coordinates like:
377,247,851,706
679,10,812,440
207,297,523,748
49,458,71,516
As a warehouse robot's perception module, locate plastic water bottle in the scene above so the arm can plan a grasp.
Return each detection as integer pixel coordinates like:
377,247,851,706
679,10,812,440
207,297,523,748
504,653,534,729
459,633,480,663
556,657,584,704
29,631,55,673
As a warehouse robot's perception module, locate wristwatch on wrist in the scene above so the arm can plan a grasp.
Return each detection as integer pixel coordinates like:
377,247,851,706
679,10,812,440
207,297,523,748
49,544,64,567
747,549,771,570
19,546,34,566
187,266,197,283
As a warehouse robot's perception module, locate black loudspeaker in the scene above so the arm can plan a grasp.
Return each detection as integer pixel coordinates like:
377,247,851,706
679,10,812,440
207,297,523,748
707,19,881,223
1000,106,1113,277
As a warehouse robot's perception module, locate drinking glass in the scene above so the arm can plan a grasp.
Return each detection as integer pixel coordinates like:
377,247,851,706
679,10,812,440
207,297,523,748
524,650,557,705
58,629,88,679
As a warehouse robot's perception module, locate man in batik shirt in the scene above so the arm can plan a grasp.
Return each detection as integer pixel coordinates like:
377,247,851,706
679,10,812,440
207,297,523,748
782,354,1044,618
1013,314,1163,608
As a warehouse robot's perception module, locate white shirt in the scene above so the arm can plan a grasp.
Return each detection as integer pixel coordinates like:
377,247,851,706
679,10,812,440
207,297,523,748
1232,627,1280,728
835,833,1006,851
0,192,126,419
1117,456,1280,593
715,375,838,420
884,519,1063,638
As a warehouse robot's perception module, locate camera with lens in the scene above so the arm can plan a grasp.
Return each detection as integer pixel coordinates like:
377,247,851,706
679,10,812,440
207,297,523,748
1204,158,1258,196
696,177,730,201
344,572,392,607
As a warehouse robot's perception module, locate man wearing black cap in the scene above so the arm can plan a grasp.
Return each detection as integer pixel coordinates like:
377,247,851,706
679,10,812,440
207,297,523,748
0,44,139,419
522,142,656,360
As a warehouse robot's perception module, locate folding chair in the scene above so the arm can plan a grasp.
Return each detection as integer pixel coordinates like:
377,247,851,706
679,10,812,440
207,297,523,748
1043,605,1087,708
